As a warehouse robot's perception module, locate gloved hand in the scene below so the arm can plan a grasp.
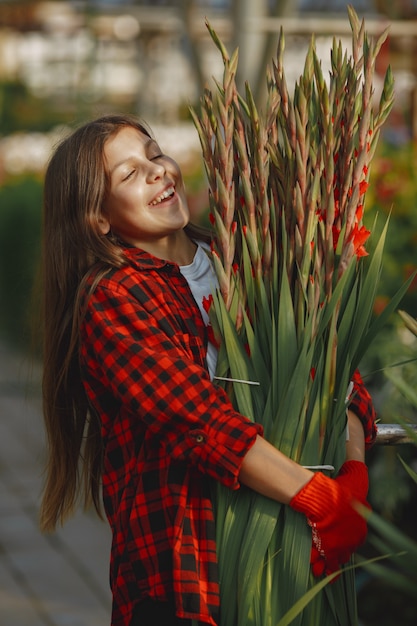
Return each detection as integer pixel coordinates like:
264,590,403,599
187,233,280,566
336,460,369,503
290,465,370,577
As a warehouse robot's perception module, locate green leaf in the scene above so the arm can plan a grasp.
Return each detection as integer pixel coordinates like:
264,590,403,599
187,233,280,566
398,455,417,484
212,291,256,419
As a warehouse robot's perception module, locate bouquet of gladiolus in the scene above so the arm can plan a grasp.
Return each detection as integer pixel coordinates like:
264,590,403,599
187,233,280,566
190,6,410,626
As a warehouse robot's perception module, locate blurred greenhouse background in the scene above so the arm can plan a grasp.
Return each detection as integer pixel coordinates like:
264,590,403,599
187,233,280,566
0,1,417,625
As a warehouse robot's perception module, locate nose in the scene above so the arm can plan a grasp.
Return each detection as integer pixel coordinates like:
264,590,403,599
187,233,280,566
147,159,166,181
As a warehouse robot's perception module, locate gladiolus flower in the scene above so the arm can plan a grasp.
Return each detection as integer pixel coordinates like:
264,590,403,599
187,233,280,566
356,246,369,257
202,294,214,313
332,226,341,250
351,224,370,256
207,324,220,348
359,180,369,196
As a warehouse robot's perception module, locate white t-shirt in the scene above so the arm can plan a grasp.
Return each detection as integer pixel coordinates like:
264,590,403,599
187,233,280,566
179,243,218,380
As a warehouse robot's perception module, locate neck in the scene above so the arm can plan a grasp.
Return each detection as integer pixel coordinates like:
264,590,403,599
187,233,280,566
137,230,197,266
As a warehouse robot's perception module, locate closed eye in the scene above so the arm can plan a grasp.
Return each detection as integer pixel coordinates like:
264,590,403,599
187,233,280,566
122,169,136,181
147,139,164,161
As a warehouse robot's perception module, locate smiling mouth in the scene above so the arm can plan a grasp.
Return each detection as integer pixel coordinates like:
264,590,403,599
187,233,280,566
150,186,175,206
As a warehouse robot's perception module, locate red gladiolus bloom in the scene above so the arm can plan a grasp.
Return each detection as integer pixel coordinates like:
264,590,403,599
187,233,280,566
352,224,370,256
332,226,341,250
359,180,369,196
207,324,220,349
356,204,364,221
356,246,368,257
202,294,214,314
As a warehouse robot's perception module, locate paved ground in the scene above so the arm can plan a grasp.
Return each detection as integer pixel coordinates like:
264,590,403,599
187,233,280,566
0,342,112,626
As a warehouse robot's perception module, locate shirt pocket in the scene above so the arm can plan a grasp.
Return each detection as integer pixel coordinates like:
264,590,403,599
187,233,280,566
175,332,207,369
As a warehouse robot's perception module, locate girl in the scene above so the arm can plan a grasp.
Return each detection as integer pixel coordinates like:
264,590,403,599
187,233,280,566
40,114,376,626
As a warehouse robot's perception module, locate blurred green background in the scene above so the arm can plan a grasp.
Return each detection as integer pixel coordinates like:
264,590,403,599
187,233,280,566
1,1,417,624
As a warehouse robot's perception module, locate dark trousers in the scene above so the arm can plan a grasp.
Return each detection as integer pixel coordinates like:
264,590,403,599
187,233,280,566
131,598,192,626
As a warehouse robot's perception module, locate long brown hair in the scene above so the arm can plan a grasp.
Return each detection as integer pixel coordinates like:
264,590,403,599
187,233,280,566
39,114,211,532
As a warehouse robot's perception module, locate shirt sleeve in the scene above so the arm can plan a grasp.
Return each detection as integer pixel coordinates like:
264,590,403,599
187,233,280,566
80,281,262,490
348,370,377,449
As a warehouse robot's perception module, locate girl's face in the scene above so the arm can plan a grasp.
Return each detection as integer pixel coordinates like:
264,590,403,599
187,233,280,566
100,126,190,248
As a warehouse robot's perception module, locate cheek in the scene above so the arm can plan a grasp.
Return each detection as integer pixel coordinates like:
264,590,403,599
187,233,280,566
105,190,130,217
179,186,189,211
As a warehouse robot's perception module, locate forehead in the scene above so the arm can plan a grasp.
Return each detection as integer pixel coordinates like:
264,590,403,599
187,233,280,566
104,126,152,161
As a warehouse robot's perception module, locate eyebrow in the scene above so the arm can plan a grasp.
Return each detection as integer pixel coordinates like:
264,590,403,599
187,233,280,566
109,138,160,174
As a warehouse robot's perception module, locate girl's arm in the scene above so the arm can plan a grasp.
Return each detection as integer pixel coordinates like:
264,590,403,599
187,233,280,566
238,435,313,504
345,409,366,462
238,413,369,578
238,409,367,504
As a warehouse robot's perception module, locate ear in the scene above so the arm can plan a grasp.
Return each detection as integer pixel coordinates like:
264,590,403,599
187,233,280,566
98,214,111,235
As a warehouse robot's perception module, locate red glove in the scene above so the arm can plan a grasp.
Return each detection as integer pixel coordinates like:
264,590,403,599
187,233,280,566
290,465,370,577
336,460,369,503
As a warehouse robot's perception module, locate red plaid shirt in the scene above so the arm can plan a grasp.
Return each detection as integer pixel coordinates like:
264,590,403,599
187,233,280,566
79,246,262,626
349,370,377,449
79,245,377,626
